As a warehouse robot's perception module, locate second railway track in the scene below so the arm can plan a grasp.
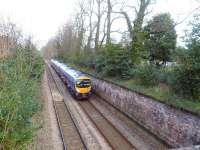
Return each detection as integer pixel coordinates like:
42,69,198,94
47,65,86,150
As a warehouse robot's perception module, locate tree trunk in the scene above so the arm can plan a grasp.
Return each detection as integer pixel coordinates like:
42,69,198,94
132,0,151,42
95,0,101,51
86,0,94,50
87,17,93,50
106,0,111,44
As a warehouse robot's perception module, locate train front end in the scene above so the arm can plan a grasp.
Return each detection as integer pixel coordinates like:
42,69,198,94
75,76,92,99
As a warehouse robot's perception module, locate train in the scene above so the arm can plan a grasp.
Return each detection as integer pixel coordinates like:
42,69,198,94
50,59,93,99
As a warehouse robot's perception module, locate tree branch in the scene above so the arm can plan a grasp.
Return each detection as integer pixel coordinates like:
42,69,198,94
174,5,200,27
126,5,138,14
112,11,133,37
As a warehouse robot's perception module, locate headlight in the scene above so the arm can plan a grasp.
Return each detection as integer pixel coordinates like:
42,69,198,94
76,81,81,84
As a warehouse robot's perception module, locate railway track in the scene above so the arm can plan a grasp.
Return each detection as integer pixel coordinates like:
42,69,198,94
46,66,86,150
46,62,169,150
78,100,136,150
89,95,170,150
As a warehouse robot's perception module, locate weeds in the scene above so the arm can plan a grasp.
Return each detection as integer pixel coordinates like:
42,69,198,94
0,48,44,149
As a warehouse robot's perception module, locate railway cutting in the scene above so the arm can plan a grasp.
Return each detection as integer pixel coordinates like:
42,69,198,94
45,61,172,150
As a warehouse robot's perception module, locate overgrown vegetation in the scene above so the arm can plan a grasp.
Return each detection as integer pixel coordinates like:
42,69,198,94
0,48,44,149
43,0,200,114
144,13,177,66
95,44,133,78
171,14,200,100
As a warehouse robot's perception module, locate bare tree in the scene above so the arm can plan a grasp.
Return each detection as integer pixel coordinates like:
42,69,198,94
94,0,101,50
86,0,95,50
133,0,153,33
113,0,155,47
94,0,106,51
174,5,200,27
106,0,112,44
100,17,108,48
75,0,87,53
44,0,157,58
0,20,23,52
41,38,58,59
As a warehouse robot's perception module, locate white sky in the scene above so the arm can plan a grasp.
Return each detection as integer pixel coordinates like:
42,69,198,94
0,0,199,48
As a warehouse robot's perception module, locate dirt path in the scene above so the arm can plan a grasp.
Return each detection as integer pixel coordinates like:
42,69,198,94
30,71,63,150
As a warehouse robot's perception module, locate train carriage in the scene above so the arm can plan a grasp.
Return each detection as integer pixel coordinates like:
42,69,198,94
50,59,93,99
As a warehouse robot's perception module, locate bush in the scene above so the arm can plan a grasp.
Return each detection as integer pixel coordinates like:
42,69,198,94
95,44,133,78
132,64,159,86
156,67,175,85
171,45,200,101
170,14,200,101
0,48,44,149
77,52,96,69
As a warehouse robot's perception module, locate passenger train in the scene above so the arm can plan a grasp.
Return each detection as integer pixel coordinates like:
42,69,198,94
50,59,93,99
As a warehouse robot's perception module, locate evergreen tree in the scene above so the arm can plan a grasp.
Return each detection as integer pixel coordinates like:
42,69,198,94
144,13,177,66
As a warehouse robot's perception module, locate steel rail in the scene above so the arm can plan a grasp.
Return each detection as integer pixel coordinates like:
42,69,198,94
78,100,136,150
46,65,86,150
94,93,172,148
46,66,68,150
91,94,171,149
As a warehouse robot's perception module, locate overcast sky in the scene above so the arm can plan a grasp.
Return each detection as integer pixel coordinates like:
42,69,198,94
0,0,199,48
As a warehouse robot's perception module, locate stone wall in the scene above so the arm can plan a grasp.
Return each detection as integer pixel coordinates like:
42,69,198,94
92,77,200,148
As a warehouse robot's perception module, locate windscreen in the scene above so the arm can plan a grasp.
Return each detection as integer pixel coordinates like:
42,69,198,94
76,79,91,88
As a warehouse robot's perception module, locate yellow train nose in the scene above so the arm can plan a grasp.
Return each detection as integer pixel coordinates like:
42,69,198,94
76,86,91,94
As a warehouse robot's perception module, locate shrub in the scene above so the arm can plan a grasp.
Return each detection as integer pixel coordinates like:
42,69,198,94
170,14,200,101
77,52,96,69
0,48,44,149
132,64,159,86
95,44,133,78
171,46,200,101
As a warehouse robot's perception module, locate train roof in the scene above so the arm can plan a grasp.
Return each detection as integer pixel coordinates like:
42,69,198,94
51,59,87,80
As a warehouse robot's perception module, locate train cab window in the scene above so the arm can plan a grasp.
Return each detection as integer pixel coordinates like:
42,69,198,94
76,79,91,88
